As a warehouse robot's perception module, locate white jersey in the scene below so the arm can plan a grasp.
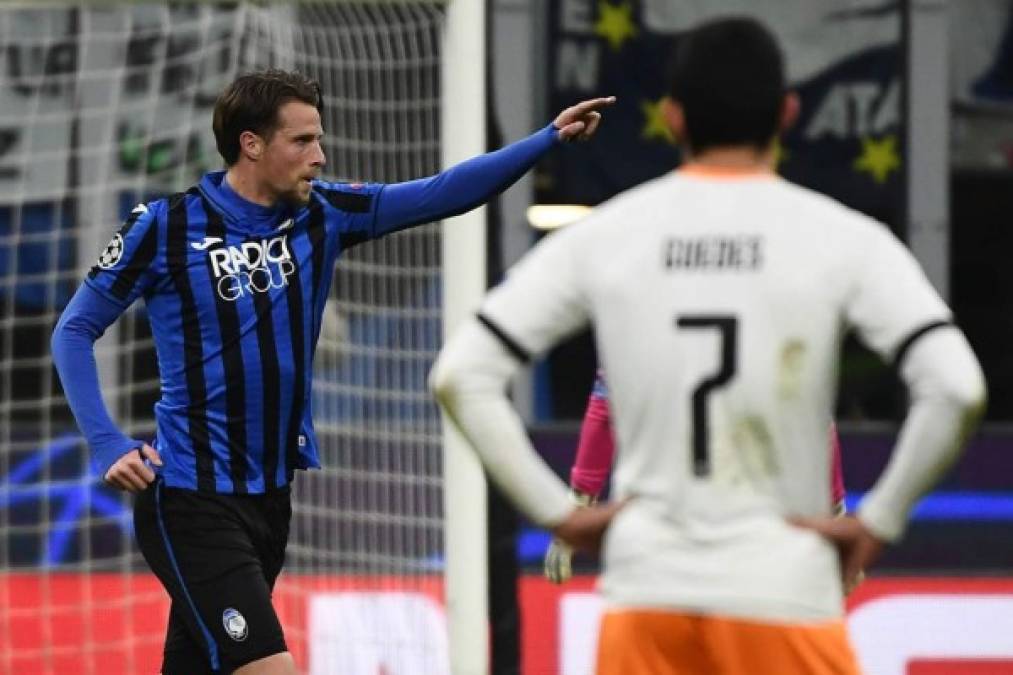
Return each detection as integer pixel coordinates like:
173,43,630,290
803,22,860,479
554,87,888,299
475,170,955,621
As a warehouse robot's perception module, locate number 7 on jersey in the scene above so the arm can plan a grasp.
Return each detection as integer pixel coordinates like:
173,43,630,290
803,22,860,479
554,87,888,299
676,315,738,477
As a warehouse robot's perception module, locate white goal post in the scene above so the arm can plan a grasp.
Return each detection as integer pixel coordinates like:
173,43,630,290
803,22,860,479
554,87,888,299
440,2,490,675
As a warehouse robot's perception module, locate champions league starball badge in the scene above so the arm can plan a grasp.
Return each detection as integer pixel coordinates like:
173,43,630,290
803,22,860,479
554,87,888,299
222,607,249,642
97,234,125,269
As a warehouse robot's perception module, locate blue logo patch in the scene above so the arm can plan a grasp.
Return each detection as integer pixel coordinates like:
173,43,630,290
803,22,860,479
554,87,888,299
222,607,248,642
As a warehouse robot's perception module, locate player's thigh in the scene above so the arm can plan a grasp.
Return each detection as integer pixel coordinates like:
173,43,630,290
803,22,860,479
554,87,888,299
596,610,708,674
134,482,288,671
135,485,224,673
162,603,216,675
701,614,861,675
258,487,292,590
159,574,285,675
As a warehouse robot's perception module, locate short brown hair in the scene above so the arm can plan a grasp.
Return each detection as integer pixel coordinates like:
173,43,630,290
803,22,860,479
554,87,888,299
212,69,322,165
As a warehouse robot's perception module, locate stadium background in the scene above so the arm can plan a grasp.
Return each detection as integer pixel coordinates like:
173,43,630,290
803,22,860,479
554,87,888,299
1,0,1012,673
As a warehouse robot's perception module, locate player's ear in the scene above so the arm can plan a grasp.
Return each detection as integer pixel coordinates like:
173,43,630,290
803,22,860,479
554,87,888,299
238,130,264,161
660,97,683,143
779,91,800,134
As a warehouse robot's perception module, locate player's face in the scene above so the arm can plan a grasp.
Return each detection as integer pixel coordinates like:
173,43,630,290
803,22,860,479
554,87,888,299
260,100,326,206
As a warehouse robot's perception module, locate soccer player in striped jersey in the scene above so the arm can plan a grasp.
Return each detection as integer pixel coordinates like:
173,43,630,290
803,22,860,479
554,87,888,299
432,17,985,675
543,371,848,584
51,69,613,675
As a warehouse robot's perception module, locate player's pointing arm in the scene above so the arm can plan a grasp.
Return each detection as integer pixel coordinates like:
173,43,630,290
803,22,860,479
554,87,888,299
368,97,616,235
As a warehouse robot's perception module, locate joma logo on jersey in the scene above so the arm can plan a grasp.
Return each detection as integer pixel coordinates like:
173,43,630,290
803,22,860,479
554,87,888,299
207,235,295,301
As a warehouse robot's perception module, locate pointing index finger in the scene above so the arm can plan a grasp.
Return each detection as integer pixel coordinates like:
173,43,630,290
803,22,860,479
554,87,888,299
573,96,617,114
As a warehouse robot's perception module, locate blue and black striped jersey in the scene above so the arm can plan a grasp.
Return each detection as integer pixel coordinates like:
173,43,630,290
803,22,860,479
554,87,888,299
86,171,385,493
58,124,560,491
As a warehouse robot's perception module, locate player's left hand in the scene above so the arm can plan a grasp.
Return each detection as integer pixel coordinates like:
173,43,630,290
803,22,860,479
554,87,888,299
553,96,616,142
104,444,162,493
550,499,626,554
789,514,883,594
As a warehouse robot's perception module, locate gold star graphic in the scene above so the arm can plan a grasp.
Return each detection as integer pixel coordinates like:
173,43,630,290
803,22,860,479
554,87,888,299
595,0,638,52
641,98,676,144
853,135,900,184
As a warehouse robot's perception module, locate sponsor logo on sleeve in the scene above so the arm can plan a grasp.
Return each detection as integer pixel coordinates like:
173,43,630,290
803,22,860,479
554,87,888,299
97,234,125,269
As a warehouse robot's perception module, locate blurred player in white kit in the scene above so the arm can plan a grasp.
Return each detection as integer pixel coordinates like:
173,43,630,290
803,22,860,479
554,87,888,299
433,15,985,675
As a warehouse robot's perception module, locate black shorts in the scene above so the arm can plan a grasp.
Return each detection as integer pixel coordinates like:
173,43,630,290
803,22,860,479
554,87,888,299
133,478,292,675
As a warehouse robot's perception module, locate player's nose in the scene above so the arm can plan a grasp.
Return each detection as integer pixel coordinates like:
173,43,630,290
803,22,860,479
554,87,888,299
312,141,326,168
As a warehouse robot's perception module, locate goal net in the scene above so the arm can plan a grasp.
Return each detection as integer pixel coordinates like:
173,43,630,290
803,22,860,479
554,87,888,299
0,2,462,673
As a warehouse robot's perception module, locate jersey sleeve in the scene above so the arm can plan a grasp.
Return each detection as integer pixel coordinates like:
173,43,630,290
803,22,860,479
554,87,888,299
317,125,557,247
311,180,384,249
844,224,985,541
52,284,145,477
429,224,591,527
844,224,952,360
83,203,161,308
370,125,557,236
479,224,590,356
570,370,616,497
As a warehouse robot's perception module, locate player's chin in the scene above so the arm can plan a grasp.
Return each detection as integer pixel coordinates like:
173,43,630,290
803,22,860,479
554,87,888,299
283,182,313,206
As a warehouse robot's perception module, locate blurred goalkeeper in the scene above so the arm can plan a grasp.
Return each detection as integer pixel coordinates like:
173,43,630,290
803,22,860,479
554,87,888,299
51,68,613,675
544,370,849,585
433,16,985,675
